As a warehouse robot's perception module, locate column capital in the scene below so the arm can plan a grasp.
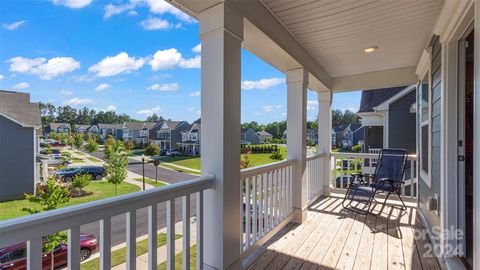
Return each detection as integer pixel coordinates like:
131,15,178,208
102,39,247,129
199,3,243,42
317,90,332,104
286,67,308,85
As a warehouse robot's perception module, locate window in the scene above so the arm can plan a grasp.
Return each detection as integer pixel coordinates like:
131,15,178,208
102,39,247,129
419,69,431,185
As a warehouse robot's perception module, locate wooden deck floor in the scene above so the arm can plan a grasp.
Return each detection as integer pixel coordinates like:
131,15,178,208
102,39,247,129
247,195,441,270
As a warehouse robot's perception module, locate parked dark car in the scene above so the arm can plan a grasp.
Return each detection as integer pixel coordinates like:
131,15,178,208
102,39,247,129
53,166,106,182
0,234,98,270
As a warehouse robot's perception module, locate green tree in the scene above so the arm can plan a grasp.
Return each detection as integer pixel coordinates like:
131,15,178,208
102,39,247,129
71,174,91,195
104,146,129,196
23,179,71,270
269,150,284,161
144,143,160,156
73,133,84,148
105,135,116,147
332,109,343,127
124,139,134,151
85,139,99,153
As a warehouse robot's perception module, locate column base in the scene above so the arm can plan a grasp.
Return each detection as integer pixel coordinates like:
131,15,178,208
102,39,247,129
292,207,307,224
204,256,242,270
323,185,331,196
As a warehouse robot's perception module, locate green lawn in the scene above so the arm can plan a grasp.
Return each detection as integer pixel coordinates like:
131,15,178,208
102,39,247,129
158,146,287,171
0,181,140,221
130,149,145,156
74,151,86,155
86,156,102,162
72,157,85,163
133,178,168,188
81,233,182,270
157,246,196,270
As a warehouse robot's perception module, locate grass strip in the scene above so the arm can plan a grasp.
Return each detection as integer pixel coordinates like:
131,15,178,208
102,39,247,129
133,178,168,188
157,245,196,270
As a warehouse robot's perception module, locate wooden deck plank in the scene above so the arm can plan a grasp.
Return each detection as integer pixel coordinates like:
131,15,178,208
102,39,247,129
335,213,367,270
387,207,406,270
352,211,377,270
369,204,389,270
399,206,424,270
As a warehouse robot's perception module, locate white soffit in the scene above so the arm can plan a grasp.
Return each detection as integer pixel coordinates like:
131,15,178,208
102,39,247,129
260,0,445,78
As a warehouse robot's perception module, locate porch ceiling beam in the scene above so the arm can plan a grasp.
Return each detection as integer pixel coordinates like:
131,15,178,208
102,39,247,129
330,66,418,92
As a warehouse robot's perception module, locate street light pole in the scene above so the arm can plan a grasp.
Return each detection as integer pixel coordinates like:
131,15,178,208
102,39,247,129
142,154,145,191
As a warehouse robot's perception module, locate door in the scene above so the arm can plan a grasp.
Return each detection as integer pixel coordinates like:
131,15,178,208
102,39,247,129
458,29,474,269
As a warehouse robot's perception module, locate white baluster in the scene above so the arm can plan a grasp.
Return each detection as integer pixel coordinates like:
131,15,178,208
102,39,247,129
167,199,175,270
148,205,157,270
196,191,204,270
68,226,80,270
27,238,42,270
100,218,111,270
126,211,136,270
182,195,190,270
252,176,257,242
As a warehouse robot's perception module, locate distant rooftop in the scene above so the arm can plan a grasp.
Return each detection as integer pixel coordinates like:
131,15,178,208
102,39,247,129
357,86,406,113
0,90,41,127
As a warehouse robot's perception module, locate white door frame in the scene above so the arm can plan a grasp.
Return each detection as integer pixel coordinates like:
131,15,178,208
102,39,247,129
441,1,476,266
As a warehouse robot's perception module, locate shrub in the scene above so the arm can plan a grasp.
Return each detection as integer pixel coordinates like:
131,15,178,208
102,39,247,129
124,139,134,151
352,144,362,153
240,152,251,169
71,174,91,196
270,150,284,161
144,143,160,156
85,139,99,153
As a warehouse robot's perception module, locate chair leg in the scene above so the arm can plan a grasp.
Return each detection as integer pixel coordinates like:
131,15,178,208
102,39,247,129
374,192,390,215
396,192,408,211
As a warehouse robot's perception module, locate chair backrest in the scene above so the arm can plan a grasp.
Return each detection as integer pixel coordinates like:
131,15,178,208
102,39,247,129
373,149,408,189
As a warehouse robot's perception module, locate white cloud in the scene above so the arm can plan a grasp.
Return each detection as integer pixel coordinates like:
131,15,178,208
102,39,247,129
52,0,92,9
63,97,92,106
0,74,4,81
189,91,200,97
12,82,29,89
7,56,80,80
147,83,179,91
241,77,285,90
60,89,74,96
104,3,135,19
275,105,282,109
127,10,138,16
187,107,194,112
149,48,200,70
282,112,287,116
192,43,201,53
140,0,195,23
307,100,318,110
71,74,95,82
95,83,111,92
262,105,282,112
89,52,146,77
140,17,181,30
137,106,162,116
3,20,26,30
106,105,117,111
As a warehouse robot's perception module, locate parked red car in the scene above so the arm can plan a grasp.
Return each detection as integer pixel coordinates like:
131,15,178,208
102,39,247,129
49,142,66,148
0,234,98,270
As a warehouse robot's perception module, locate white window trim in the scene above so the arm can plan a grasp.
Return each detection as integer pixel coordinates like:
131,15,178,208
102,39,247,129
419,65,432,188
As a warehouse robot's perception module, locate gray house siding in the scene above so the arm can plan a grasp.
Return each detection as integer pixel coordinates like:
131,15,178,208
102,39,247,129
242,129,260,144
388,90,417,154
171,122,190,149
0,116,35,201
418,35,441,229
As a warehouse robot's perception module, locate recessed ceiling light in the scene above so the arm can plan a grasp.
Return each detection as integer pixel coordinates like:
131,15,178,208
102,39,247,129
364,46,378,53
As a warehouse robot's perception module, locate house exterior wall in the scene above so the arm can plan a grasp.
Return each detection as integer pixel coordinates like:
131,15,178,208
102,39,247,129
418,35,441,229
388,90,417,154
242,129,260,144
0,116,35,201
171,122,190,149
364,126,383,151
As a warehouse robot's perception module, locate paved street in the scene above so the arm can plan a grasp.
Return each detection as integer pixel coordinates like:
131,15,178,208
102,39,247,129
76,149,198,246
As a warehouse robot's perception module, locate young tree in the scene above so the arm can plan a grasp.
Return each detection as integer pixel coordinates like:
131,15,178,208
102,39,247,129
23,179,71,270
85,137,99,153
240,152,252,169
105,135,116,148
124,139,134,151
71,174,91,196
73,133,84,148
144,143,160,156
104,147,129,196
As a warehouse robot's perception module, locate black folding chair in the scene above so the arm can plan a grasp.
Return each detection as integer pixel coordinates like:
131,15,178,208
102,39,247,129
342,149,408,215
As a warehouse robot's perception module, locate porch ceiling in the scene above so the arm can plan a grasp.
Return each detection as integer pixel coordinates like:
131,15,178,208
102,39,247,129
259,0,445,78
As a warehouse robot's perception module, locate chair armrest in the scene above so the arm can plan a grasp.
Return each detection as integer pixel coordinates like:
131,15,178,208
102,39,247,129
379,178,404,184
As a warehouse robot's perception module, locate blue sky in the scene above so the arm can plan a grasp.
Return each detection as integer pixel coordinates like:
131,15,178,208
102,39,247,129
0,0,360,124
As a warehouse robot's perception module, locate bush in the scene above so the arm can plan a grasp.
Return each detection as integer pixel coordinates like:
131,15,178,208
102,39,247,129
85,139,99,153
269,150,284,161
71,174,91,196
144,143,160,156
352,144,362,153
240,152,251,169
124,140,134,151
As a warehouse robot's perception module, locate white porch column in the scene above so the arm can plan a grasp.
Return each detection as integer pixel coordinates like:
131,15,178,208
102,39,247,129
199,3,243,270
287,68,308,223
473,1,480,268
317,91,332,195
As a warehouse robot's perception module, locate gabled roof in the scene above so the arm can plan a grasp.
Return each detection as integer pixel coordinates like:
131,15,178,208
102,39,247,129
0,90,41,128
256,130,272,136
142,122,158,129
333,124,348,133
374,85,417,111
98,123,116,129
357,86,406,113
123,121,144,130
50,122,71,130
75,124,91,130
163,121,184,130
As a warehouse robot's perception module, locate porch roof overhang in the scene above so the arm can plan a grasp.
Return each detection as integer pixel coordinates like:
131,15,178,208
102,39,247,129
170,0,456,92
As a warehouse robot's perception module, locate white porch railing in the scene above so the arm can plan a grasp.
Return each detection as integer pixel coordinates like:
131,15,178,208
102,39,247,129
240,159,295,256
305,153,326,203
331,152,418,199
0,176,214,270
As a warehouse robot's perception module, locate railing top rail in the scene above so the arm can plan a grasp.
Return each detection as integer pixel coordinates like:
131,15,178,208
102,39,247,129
240,159,296,179
306,152,328,161
0,175,214,247
330,152,417,160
